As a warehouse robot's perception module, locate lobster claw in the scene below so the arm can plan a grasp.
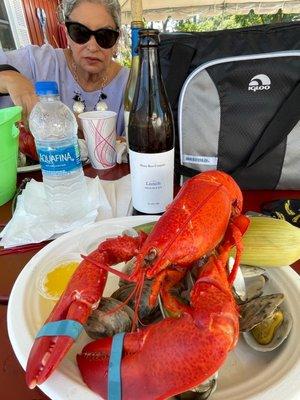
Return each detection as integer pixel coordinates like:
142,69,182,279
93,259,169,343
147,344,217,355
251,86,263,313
26,302,91,388
26,234,148,389
26,249,108,388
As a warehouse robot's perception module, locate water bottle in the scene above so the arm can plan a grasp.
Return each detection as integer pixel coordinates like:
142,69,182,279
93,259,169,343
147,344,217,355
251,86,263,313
29,81,89,221
128,29,175,215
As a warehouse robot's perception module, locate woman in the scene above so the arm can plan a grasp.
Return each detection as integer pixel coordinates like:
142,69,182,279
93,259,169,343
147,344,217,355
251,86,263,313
0,0,129,136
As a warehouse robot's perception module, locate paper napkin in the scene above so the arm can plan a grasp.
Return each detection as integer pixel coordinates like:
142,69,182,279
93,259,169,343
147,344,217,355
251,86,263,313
0,175,131,248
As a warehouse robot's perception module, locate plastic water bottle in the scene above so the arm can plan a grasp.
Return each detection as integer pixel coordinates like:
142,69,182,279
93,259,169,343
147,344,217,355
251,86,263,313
29,81,89,221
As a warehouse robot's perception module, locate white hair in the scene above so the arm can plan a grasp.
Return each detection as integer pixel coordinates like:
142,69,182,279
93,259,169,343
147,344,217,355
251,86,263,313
58,0,121,28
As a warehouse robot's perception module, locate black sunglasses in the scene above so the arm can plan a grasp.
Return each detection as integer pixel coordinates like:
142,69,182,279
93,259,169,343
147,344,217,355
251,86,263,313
65,21,119,49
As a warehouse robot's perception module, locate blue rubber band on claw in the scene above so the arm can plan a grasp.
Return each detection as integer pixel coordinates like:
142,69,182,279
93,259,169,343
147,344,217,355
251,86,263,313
108,332,125,400
35,320,83,341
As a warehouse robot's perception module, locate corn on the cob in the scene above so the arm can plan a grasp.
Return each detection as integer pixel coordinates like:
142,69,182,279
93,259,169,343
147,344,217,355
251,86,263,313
232,216,300,267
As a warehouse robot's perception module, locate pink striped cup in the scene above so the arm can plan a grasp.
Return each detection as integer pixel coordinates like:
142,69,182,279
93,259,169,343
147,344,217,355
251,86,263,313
79,110,117,170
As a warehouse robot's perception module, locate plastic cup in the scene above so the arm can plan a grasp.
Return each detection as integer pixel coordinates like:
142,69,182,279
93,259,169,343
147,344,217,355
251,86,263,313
36,253,82,301
78,110,117,170
0,106,22,206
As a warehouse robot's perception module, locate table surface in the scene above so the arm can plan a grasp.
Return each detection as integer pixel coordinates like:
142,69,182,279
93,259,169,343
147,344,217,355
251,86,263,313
1,163,300,400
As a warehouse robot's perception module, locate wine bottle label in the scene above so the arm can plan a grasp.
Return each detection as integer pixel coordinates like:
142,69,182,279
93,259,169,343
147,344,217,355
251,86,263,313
129,149,174,214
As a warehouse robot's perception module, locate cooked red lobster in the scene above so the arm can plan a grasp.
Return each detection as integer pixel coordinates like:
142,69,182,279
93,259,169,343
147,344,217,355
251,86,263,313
18,122,39,161
26,170,249,399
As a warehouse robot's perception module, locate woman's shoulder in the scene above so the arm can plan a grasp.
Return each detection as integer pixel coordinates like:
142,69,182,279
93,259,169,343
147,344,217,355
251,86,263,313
24,44,65,63
6,44,66,72
0,43,66,80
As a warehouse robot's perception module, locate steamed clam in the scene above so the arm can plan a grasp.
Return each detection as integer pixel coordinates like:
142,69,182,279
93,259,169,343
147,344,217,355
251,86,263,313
173,372,218,400
119,257,136,286
230,259,268,303
239,293,284,331
111,280,159,322
84,297,134,339
237,264,293,352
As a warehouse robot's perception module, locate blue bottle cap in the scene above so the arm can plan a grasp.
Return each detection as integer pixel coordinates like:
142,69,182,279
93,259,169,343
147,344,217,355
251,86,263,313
35,81,59,96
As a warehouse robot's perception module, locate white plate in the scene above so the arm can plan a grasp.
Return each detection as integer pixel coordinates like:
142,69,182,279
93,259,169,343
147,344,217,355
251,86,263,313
7,216,300,400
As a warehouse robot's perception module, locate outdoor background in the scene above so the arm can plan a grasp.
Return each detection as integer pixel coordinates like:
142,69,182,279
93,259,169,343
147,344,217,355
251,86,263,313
118,9,300,67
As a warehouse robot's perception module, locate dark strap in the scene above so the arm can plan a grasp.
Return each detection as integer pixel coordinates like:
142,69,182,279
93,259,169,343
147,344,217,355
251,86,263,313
0,64,19,73
164,43,196,108
245,80,300,168
175,163,198,178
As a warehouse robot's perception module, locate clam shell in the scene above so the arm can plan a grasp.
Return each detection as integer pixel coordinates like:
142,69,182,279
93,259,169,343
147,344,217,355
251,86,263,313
191,371,218,395
173,372,218,399
239,293,284,331
122,228,139,237
111,280,158,320
229,261,267,303
84,297,134,339
243,308,293,352
119,257,136,286
240,265,266,278
244,275,267,302
228,257,247,302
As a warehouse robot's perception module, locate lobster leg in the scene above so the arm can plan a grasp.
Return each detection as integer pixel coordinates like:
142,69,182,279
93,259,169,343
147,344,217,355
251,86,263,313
26,233,147,389
159,268,189,315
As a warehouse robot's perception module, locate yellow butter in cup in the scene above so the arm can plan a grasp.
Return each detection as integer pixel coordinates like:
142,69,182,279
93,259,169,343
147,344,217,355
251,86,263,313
42,261,79,300
37,255,81,301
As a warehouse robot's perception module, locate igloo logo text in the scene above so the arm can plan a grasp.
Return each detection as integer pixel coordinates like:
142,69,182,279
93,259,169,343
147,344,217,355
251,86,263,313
248,74,271,92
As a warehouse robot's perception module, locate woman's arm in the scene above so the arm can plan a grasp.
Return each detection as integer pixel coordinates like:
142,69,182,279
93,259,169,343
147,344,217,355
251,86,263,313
0,69,38,120
0,64,19,74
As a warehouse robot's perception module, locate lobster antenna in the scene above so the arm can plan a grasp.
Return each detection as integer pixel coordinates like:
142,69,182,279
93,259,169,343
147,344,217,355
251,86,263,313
80,254,132,281
131,271,145,332
105,280,142,317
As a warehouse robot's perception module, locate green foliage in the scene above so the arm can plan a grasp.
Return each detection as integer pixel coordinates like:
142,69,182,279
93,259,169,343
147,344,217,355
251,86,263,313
175,9,300,32
118,45,131,68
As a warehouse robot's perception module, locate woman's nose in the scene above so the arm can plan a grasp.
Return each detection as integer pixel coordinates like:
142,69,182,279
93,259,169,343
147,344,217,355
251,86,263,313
86,35,100,50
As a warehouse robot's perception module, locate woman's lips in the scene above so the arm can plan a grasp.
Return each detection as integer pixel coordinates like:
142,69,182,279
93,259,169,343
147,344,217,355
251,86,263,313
85,57,101,63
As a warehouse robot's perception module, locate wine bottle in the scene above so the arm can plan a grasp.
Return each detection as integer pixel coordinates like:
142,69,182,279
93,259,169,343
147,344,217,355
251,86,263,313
128,29,175,215
124,20,144,146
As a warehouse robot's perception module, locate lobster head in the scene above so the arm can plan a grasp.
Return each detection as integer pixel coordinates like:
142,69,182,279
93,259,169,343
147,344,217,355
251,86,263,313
133,170,244,293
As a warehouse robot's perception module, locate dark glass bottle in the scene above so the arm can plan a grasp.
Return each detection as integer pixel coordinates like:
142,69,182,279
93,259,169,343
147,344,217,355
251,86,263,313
124,21,144,147
128,29,175,215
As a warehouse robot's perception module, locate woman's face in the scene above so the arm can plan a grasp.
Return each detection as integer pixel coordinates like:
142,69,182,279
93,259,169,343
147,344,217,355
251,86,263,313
67,2,118,75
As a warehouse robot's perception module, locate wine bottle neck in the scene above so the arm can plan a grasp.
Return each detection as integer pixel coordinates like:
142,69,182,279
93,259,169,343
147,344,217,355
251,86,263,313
139,46,163,92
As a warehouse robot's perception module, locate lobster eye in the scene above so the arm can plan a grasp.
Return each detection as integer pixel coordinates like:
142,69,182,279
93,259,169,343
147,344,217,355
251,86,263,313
143,248,157,266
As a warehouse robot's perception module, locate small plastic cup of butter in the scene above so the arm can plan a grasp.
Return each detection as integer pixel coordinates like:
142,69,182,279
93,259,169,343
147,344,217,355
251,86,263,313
36,253,83,301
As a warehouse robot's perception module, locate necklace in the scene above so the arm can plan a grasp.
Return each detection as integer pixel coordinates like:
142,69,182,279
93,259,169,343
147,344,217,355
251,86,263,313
71,60,108,113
